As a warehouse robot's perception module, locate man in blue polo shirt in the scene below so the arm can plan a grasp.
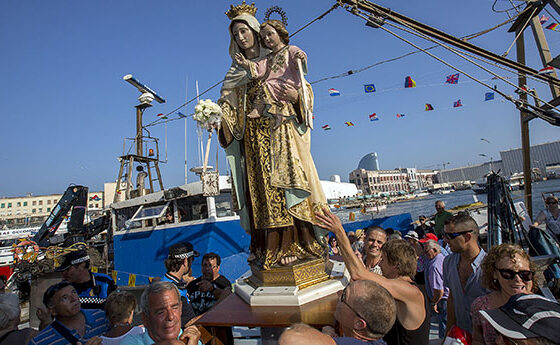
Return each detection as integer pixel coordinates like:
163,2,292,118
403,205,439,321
30,281,109,345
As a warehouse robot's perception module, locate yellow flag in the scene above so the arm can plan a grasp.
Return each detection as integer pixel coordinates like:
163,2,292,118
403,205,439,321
91,266,98,273
112,270,118,282
128,274,136,287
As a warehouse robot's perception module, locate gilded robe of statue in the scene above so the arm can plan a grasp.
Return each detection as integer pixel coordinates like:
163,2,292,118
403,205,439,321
218,13,328,270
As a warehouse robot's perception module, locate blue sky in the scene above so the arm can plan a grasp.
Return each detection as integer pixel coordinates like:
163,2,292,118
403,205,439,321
1,0,559,197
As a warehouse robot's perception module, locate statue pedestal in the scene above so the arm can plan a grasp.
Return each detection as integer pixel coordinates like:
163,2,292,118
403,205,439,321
235,259,348,306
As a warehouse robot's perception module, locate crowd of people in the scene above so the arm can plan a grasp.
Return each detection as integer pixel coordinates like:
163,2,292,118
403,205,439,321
0,240,236,345
1,198,560,345
313,200,560,345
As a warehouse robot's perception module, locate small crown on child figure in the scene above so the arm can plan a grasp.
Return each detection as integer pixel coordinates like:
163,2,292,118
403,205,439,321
226,1,257,19
264,6,288,26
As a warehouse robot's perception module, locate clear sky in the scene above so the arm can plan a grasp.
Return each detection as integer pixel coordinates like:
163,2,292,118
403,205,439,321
1,0,559,197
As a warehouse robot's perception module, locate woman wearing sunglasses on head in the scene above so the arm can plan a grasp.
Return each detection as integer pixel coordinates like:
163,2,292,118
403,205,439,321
471,244,536,345
532,196,560,241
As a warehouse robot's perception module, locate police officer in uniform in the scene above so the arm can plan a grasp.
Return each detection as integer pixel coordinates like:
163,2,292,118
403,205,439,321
161,242,198,325
56,250,116,310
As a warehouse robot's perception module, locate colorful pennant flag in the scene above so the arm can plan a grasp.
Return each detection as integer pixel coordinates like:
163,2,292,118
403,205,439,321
89,195,101,201
177,111,187,118
396,113,405,118
446,73,460,84
157,113,168,119
364,84,376,93
546,23,559,31
484,92,495,101
322,124,331,130
453,99,463,108
328,88,340,96
540,15,550,24
515,87,528,95
91,266,98,273
404,76,416,88
369,113,379,121
539,66,555,75
345,121,355,127
425,104,434,111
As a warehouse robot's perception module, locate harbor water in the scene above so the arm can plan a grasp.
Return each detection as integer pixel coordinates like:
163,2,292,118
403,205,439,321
341,179,560,224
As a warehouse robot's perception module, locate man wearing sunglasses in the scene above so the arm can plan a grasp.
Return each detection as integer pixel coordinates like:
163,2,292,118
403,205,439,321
326,280,396,344
442,214,488,334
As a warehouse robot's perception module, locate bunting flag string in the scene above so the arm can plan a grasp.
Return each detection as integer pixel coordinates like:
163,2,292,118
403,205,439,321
540,15,550,24
157,113,168,119
100,268,156,287
546,23,559,31
485,92,495,101
322,124,331,130
396,113,406,118
453,99,463,108
425,104,434,111
345,121,355,126
369,113,379,121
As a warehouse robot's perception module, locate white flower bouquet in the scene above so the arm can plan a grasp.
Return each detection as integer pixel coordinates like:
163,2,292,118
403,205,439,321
194,99,222,131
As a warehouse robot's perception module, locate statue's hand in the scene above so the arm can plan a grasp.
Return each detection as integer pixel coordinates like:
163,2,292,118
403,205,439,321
234,53,249,68
279,84,299,103
295,51,306,62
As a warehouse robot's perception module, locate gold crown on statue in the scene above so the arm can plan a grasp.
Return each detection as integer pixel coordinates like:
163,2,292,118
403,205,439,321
226,1,257,19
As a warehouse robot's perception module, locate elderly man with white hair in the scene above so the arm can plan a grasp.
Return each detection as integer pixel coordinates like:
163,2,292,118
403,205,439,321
423,239,449,339
120,281,201,345
0,293,37,345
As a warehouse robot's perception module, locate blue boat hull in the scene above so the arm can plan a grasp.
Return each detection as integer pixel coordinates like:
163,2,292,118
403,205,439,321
112,218,250,286
112,213,413,286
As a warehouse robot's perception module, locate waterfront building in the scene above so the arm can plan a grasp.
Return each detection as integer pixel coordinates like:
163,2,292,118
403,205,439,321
437,140,560,183
358,152,380,171
349,168,436,195
0,191,104,228
320,175,359,200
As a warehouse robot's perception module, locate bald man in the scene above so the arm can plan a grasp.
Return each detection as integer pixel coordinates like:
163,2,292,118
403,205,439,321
279,324,335,345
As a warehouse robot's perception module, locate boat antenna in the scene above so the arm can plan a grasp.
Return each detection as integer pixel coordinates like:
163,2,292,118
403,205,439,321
184,75,188,184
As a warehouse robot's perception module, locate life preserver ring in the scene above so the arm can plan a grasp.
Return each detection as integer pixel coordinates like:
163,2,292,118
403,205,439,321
12,239,40,263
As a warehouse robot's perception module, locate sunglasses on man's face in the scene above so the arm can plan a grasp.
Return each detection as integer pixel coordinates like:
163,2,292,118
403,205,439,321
443,230,472,240
497,268,534,282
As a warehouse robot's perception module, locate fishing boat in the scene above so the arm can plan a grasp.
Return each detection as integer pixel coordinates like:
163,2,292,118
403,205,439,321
109,175,250,284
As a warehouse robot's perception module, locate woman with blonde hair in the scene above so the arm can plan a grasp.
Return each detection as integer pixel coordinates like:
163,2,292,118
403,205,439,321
100,291,144,345
471,243,536,345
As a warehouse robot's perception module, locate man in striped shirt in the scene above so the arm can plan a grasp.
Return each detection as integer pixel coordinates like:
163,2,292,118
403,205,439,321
30,281,109,345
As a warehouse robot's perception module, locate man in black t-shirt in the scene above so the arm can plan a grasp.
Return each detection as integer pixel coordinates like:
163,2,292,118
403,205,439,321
186,252,231,316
